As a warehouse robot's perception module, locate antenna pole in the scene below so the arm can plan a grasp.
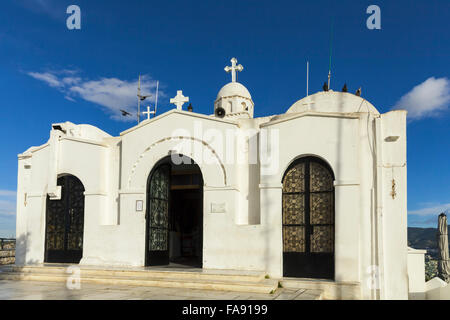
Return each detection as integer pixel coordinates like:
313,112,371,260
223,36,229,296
306,61,309,96
155,80,159,115
328,19,334,90
137,74,141,124
327,70,331,91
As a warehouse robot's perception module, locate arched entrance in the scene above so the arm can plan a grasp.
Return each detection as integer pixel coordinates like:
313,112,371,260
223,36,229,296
145,154,204,268
282,157,335,279
45,175,85,263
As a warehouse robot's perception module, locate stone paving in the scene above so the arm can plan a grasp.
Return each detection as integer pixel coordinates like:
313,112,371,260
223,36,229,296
0,280,321,300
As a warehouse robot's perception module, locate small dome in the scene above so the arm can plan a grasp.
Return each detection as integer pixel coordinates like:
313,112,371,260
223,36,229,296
286,91,380,115
216,82,252,100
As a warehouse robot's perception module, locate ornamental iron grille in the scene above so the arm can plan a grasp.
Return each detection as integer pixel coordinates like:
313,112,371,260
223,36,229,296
282,157,335,279
45,175,85,263
146,164,171,266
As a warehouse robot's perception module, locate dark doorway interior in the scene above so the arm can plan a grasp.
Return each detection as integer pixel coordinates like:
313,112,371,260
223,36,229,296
45,175,85,264
146,155,203,268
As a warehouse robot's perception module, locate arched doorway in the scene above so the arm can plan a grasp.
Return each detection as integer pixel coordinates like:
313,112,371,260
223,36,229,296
282,157,335,279
145,154,204,268
45,175,85,263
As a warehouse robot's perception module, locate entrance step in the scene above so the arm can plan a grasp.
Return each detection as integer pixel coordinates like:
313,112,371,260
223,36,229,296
0,265,278,294
279,278,361,300
274,288,324,300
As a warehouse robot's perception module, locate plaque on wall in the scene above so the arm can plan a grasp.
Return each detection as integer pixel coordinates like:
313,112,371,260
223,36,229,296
136,200,144,212
211,203,226,213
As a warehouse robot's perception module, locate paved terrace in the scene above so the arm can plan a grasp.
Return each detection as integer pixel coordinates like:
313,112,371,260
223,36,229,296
0,280,321,300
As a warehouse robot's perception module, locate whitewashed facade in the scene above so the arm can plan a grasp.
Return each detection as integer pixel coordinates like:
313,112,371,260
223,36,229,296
15,59,410,299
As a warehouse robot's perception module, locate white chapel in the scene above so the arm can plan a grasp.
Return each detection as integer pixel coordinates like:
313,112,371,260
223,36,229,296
15,57,418,299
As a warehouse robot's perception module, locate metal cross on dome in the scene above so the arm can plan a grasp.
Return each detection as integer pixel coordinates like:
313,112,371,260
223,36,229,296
170,90,189,111
224,57,243,83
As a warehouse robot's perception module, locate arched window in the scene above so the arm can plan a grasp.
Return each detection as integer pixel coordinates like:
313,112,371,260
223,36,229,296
282,156,335,279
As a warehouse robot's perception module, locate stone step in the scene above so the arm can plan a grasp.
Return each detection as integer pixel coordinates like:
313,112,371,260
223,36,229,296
279,278,360,300
4,265,265,283
274,288,324,300
0,271,278,294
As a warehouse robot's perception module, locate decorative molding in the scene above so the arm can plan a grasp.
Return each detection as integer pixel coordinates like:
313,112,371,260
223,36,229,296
119,189,145,195
60,136,109,148
84,191,108,196
260,111,360,128
333,180,360,186
120,109,238,136
214,95,253,105
259,183,283,189
126,136,227,188
27,192,47,198
204,186,238,192
18,143,50,159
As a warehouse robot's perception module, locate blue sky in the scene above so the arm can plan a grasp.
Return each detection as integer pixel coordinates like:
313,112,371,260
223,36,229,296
0,0,449,236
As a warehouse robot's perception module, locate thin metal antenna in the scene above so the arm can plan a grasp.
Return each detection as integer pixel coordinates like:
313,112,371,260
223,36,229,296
137,74,141,124
155,80,159,115
306,61,309,96
136,75,152,123
327,19,334,90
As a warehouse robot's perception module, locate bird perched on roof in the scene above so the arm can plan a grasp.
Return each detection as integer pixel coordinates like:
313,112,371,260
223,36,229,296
323,82,329,92
355,87,362,96
120,109,131,117
342,84,348,92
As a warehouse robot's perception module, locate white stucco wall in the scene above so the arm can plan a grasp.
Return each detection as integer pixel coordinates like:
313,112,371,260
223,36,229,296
260,114,361,282
378,110,408,299
407,247,426,299
15,94,408,300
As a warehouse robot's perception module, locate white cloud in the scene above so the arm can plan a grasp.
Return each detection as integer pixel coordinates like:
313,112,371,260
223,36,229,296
0,200,16,216
62,77,81,85
70,76,159,119
27,72,62,88
27,71,163,121
0,190,16,217
392,77,450,120
409,203,450,216
0,190,16,197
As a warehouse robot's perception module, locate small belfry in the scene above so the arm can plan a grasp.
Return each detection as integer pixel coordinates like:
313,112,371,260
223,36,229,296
214,57,254,119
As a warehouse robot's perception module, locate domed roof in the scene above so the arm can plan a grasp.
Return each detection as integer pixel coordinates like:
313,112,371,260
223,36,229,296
286,91,380,115
216,82,252,100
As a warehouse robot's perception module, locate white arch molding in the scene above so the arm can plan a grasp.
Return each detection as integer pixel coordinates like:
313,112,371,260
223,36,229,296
280,153,337,184
126,136,227,189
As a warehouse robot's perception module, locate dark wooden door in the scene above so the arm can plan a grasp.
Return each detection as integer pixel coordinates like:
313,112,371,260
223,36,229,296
282,157,335,279
45,175,85,263
146,164,171,266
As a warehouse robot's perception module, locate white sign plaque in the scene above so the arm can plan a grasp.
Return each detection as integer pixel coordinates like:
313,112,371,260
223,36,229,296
211,203,226,213
136,200,144,212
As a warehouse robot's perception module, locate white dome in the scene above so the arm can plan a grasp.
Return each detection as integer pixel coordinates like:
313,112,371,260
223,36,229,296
216,82,252,100
286,91,379,115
